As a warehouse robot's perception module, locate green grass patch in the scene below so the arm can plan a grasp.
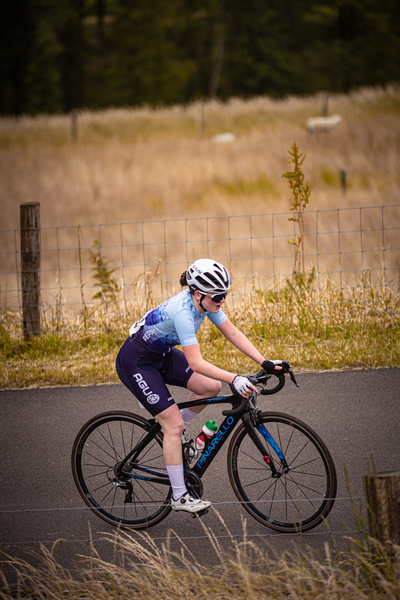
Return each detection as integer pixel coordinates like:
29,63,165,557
2,310,397,389
1,267,399,389
1,331,124,388
198,315,399,375
214,175,280,198
321,168,339,186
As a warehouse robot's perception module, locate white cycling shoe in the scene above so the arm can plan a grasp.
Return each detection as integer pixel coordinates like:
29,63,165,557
171,492,211,513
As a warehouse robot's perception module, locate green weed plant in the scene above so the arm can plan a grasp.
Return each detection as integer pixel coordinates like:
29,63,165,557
89,240,121,303
283,141,311,281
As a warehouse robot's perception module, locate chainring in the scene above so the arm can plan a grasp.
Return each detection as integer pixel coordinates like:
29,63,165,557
184,469,203,499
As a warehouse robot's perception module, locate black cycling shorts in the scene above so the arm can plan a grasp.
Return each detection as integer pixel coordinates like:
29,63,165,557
116,336,194,416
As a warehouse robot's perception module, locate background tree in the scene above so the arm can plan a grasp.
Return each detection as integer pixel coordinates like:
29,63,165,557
219,0,311,98
0,0,36,114
0,0,84,115
1,0,399,115
109,0,197,105
334,0,400,91
24,15,63,114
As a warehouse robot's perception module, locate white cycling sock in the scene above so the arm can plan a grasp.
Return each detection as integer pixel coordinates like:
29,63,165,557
166,464,187,500
180,407,198,428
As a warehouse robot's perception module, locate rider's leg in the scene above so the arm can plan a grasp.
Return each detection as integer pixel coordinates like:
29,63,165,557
185,371,222,415
155,403,211,512
154,404,186,499
180,377,220,426
116,342,211,512
155,403,185,466
160,348,222,420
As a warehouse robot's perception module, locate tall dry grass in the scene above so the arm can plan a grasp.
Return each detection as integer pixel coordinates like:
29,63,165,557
1,268,399,389
1,515,399,599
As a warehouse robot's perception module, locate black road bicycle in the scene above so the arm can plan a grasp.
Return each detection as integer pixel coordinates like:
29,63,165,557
71,363,337,533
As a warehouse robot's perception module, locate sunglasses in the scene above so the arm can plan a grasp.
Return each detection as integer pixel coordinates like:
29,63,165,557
208,292,227,303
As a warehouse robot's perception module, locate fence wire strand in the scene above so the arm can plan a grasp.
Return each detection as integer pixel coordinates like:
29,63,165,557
1,205,399,332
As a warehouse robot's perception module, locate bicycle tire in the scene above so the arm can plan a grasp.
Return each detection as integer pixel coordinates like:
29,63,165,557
227,412,337,533
71,411,172,530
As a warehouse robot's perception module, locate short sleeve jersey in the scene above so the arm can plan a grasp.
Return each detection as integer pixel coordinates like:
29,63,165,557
129,290,227,354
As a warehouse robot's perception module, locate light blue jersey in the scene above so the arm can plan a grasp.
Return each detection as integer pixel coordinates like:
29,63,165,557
129,290,227,354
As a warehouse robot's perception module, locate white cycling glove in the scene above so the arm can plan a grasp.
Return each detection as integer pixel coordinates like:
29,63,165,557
232,375,252,396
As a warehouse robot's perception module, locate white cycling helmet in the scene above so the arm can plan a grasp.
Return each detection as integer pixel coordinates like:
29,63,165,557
186,259,231,296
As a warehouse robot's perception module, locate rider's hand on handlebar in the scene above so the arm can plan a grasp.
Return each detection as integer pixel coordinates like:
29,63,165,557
231,375,257,398
262,359,292,371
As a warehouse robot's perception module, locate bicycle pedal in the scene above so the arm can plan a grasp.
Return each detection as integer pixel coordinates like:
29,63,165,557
191,508,209,518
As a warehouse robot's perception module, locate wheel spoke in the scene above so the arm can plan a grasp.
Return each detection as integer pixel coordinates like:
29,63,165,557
228,412,336,532
72,412,172,530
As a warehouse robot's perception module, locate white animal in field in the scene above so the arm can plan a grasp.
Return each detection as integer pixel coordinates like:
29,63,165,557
306,114,342,133
212,132,236,142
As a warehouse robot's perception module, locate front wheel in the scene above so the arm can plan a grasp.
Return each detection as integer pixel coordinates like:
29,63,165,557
227,412,337,533
71,411,172,530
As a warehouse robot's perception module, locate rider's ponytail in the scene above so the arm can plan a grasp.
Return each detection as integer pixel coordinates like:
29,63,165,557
180,271,188,288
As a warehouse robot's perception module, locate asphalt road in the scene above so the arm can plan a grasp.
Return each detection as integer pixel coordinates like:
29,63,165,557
1,368,399,572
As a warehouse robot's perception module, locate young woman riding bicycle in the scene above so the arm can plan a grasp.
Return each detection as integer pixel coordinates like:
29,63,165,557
116,259,285,514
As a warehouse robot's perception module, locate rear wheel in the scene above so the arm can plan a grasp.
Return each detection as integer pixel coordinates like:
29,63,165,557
227,412,337,532
71,411,172,529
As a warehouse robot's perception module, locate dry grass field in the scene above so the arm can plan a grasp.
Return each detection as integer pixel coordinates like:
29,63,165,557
1,86,399,388
1,85,399,232
1,86,399,300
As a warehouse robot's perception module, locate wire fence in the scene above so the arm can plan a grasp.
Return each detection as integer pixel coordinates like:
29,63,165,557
0,496,366,577
1,204,399,332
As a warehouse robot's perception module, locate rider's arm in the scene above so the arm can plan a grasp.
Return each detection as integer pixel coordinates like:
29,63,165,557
183,343,257,398
182,343,236,384
217,319,284,370
216,319,264,364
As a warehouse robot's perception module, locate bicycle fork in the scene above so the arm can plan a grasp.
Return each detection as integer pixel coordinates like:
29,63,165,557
242,412,290,478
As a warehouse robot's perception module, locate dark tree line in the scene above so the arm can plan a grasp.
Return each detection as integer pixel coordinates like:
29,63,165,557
1,0,399,116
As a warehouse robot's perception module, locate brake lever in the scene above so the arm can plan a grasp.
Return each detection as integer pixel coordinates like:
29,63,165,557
281,360,299,387
251,389,259,409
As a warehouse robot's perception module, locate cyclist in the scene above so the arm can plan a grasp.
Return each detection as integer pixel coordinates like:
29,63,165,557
116,258,284,514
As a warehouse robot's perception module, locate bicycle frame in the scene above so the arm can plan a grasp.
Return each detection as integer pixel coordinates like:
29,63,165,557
73,363,338,533
117,391,281,486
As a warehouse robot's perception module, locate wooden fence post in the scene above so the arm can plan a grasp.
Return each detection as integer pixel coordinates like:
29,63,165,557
363,470,400,549
20,202,41,340
321,91,328,117
339,169,347,194
197,101,204,137
71,109,78,143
